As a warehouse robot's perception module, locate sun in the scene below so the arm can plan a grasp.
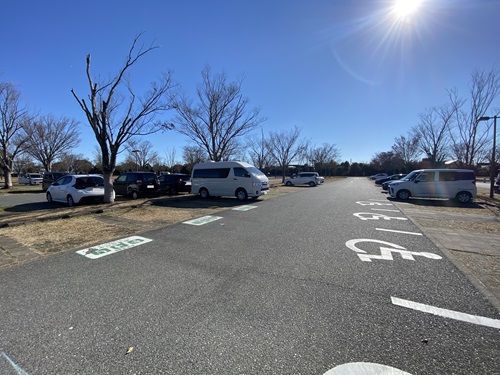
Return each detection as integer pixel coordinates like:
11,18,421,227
393,0,422,20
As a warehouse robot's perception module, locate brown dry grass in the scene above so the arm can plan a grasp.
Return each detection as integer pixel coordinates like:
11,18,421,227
0,178,306,254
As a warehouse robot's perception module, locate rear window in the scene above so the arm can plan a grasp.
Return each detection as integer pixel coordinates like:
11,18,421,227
439,171,475,181
193,168,230,179
75,176,104,188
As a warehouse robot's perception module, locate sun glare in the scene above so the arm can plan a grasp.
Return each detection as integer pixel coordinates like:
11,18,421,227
393,0,422,19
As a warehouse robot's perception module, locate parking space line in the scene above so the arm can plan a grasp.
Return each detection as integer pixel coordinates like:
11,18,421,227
376,228,422,236
372,209,400,212
182,216,223,226
391,297,500,329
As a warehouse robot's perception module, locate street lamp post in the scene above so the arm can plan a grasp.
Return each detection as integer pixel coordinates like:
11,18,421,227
477,116,498,199
132,150,140,171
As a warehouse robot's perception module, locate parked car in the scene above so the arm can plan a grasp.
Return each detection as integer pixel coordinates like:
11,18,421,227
158,173,191,195
42,171,68,191
113,171,160,199
284,172,322,187
375,173,405,185
370,173,388,180
18,173,43,185
382,177,405,191
191,161,269,200
388,169,476,203
46,174,108,206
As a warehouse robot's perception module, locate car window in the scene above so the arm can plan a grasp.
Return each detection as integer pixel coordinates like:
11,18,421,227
234,167,250,178
58,176,72,185
439,171,456,181
417,172,435,182
116,175,127,182
126,173,138,182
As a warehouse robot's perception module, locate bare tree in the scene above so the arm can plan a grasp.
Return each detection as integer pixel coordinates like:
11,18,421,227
448,69,500,166
23,114,80,171
266,126,308,182
182,145,207,166
245,128,272,171
172,65,265,161
56,153,92,173
126,139,159,170
308,143,341,166
413,104,456,167
371,151,404,173
71,33,175,203
392,133,421,171
164,147,177,171
0,82,33,187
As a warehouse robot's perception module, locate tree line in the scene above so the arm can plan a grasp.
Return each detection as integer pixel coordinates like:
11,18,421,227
372,68,500,175
1,33,341,201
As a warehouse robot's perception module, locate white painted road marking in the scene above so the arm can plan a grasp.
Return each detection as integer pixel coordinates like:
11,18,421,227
231,205,258,211
0,351,30,375
376,228,423,236
356,201,393,206
76,236,153,259
371,208,400,212
353,212,408,221
182,215,223,226
345,239,442,262
324,362,412,375
391,297,500,329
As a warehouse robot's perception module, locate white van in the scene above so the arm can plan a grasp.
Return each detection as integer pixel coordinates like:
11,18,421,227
388,169,476,203
191,161,269,200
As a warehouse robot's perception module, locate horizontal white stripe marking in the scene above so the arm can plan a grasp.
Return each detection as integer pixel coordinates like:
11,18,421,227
391,297,500,329
376,228,422,236
371,209,400,212
182,216,223,226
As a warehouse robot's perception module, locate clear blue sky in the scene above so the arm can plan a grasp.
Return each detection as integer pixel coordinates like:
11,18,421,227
1,0,499,164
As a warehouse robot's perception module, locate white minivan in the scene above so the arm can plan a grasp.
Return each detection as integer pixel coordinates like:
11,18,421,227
388,169,476,203
191,161,269,200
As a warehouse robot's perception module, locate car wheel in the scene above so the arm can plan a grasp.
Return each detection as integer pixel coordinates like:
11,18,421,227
309,181,316,187
67,195,75,207
131,190,139,200
46,192,53,203
396,190,411,200
285,181,293,186
456,191,472,204
199,188,209,199
236,188,248,201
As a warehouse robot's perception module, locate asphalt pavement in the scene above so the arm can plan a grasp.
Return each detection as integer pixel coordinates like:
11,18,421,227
1,178,499,374
1,182,499,313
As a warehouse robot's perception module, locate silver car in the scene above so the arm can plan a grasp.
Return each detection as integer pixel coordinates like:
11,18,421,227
284,172,322,187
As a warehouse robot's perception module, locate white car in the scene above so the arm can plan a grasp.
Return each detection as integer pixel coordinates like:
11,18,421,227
46,174,109,206
284,172,322,187
18,173,43,185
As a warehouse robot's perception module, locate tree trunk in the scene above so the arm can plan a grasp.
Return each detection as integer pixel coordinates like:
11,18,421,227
102,171,115,203
2,165,13,188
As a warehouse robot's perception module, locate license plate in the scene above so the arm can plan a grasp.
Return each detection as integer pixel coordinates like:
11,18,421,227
147,185,154,189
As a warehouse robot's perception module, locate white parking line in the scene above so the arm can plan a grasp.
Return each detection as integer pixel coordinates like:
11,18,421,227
231,205,257,211
0,352,30,375
391,297,500,329
376,228,422,236
182,216,223,226
372,209,400,212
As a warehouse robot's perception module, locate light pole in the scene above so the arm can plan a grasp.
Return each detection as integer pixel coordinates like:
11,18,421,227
132,149,140,171
477,116,497,198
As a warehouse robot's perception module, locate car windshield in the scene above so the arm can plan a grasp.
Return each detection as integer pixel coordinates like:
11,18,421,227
246,167,265,177
404,171,420,181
